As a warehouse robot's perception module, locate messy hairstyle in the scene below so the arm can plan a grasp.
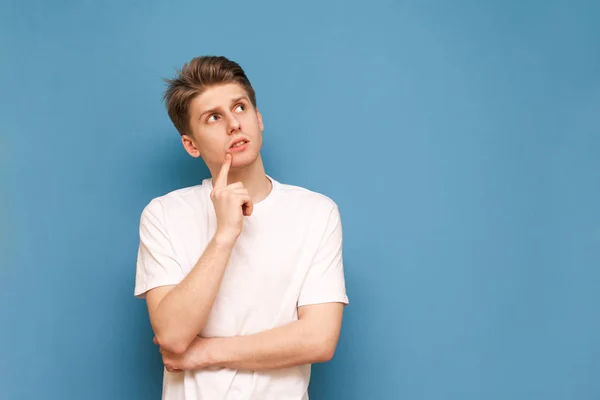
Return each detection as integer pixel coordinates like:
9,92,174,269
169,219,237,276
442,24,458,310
162,56,257,136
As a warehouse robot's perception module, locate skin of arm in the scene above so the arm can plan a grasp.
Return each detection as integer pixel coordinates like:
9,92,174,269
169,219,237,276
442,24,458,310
157,302,345,372
145,234,236,355
146,153,254,355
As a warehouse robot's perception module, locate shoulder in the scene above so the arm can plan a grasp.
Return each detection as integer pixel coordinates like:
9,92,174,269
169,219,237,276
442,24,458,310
139,180,210,222
273,178,340,216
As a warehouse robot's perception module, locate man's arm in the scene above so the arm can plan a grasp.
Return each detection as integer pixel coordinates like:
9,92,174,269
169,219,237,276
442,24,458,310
159,302,345,372
145,234,235,355
145,153,253,355
212,302,345,370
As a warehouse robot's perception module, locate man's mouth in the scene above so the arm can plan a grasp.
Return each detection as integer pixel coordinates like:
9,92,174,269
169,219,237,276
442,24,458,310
230,140,249,149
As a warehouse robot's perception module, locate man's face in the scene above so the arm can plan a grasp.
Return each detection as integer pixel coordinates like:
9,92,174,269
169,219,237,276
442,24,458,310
182,83,264,172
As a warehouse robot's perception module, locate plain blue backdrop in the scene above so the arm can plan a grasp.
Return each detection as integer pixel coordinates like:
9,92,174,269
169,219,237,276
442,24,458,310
1,0,599,399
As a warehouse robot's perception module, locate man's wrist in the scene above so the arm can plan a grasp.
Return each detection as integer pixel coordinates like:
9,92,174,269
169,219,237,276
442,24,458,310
203,337,227,368
213,230,238,248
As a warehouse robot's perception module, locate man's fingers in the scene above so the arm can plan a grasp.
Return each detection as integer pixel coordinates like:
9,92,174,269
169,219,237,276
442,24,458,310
227,181,244,190
230,188,249,196
227,190,253,216
243,201,253,216
238,194,253,216
214,153,231,189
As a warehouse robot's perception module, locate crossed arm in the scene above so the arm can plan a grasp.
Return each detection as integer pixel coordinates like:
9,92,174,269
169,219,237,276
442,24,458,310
143,233,345,373
156,302,345,372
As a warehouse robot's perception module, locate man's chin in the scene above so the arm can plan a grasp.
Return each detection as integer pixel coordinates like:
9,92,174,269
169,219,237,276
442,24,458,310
230,151,259,168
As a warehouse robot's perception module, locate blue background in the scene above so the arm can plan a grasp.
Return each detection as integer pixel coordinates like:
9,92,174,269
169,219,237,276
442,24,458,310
1,0,599,399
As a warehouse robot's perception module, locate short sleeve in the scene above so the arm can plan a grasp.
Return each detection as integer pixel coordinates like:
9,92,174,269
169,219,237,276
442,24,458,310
134,200,185,298
297,204,349,307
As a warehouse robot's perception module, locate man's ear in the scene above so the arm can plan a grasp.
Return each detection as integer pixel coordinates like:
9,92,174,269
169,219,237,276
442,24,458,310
181,134,202,158
256,110,264,131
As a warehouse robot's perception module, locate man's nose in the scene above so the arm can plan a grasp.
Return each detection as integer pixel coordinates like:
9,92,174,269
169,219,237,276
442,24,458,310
226,113,241,134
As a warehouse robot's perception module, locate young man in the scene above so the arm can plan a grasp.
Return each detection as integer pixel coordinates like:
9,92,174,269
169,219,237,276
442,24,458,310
134,55,349,399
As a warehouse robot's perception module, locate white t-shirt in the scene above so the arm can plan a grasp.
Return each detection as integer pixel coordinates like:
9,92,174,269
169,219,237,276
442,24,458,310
134,175,349,400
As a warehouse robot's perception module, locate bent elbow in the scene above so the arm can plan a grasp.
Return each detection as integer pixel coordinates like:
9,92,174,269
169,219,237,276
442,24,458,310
321,346,336,362
314,339,337,363
155,333,190,356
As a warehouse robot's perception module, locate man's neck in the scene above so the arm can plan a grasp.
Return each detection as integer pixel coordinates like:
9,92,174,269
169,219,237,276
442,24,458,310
215,156,273,205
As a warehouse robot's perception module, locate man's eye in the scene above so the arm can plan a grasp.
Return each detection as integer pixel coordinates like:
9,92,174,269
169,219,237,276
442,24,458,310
207,114,219,122
235,104,245,112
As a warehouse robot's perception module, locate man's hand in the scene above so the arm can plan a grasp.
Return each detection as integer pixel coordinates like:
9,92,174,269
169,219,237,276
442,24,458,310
211,153,253,243
154,336,213,373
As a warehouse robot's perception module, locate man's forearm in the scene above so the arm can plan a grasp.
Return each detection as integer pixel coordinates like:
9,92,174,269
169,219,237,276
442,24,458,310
152,234,235,354
202,320,333,371
157,304,344,373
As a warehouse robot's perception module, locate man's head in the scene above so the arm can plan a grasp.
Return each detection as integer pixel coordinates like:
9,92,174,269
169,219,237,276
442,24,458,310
163,56,263,172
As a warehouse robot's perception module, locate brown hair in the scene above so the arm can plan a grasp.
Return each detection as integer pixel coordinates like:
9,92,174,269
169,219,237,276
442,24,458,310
162,56,257,136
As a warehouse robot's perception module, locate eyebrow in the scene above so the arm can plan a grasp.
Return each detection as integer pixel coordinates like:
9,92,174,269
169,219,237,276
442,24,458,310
198,95,249,120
